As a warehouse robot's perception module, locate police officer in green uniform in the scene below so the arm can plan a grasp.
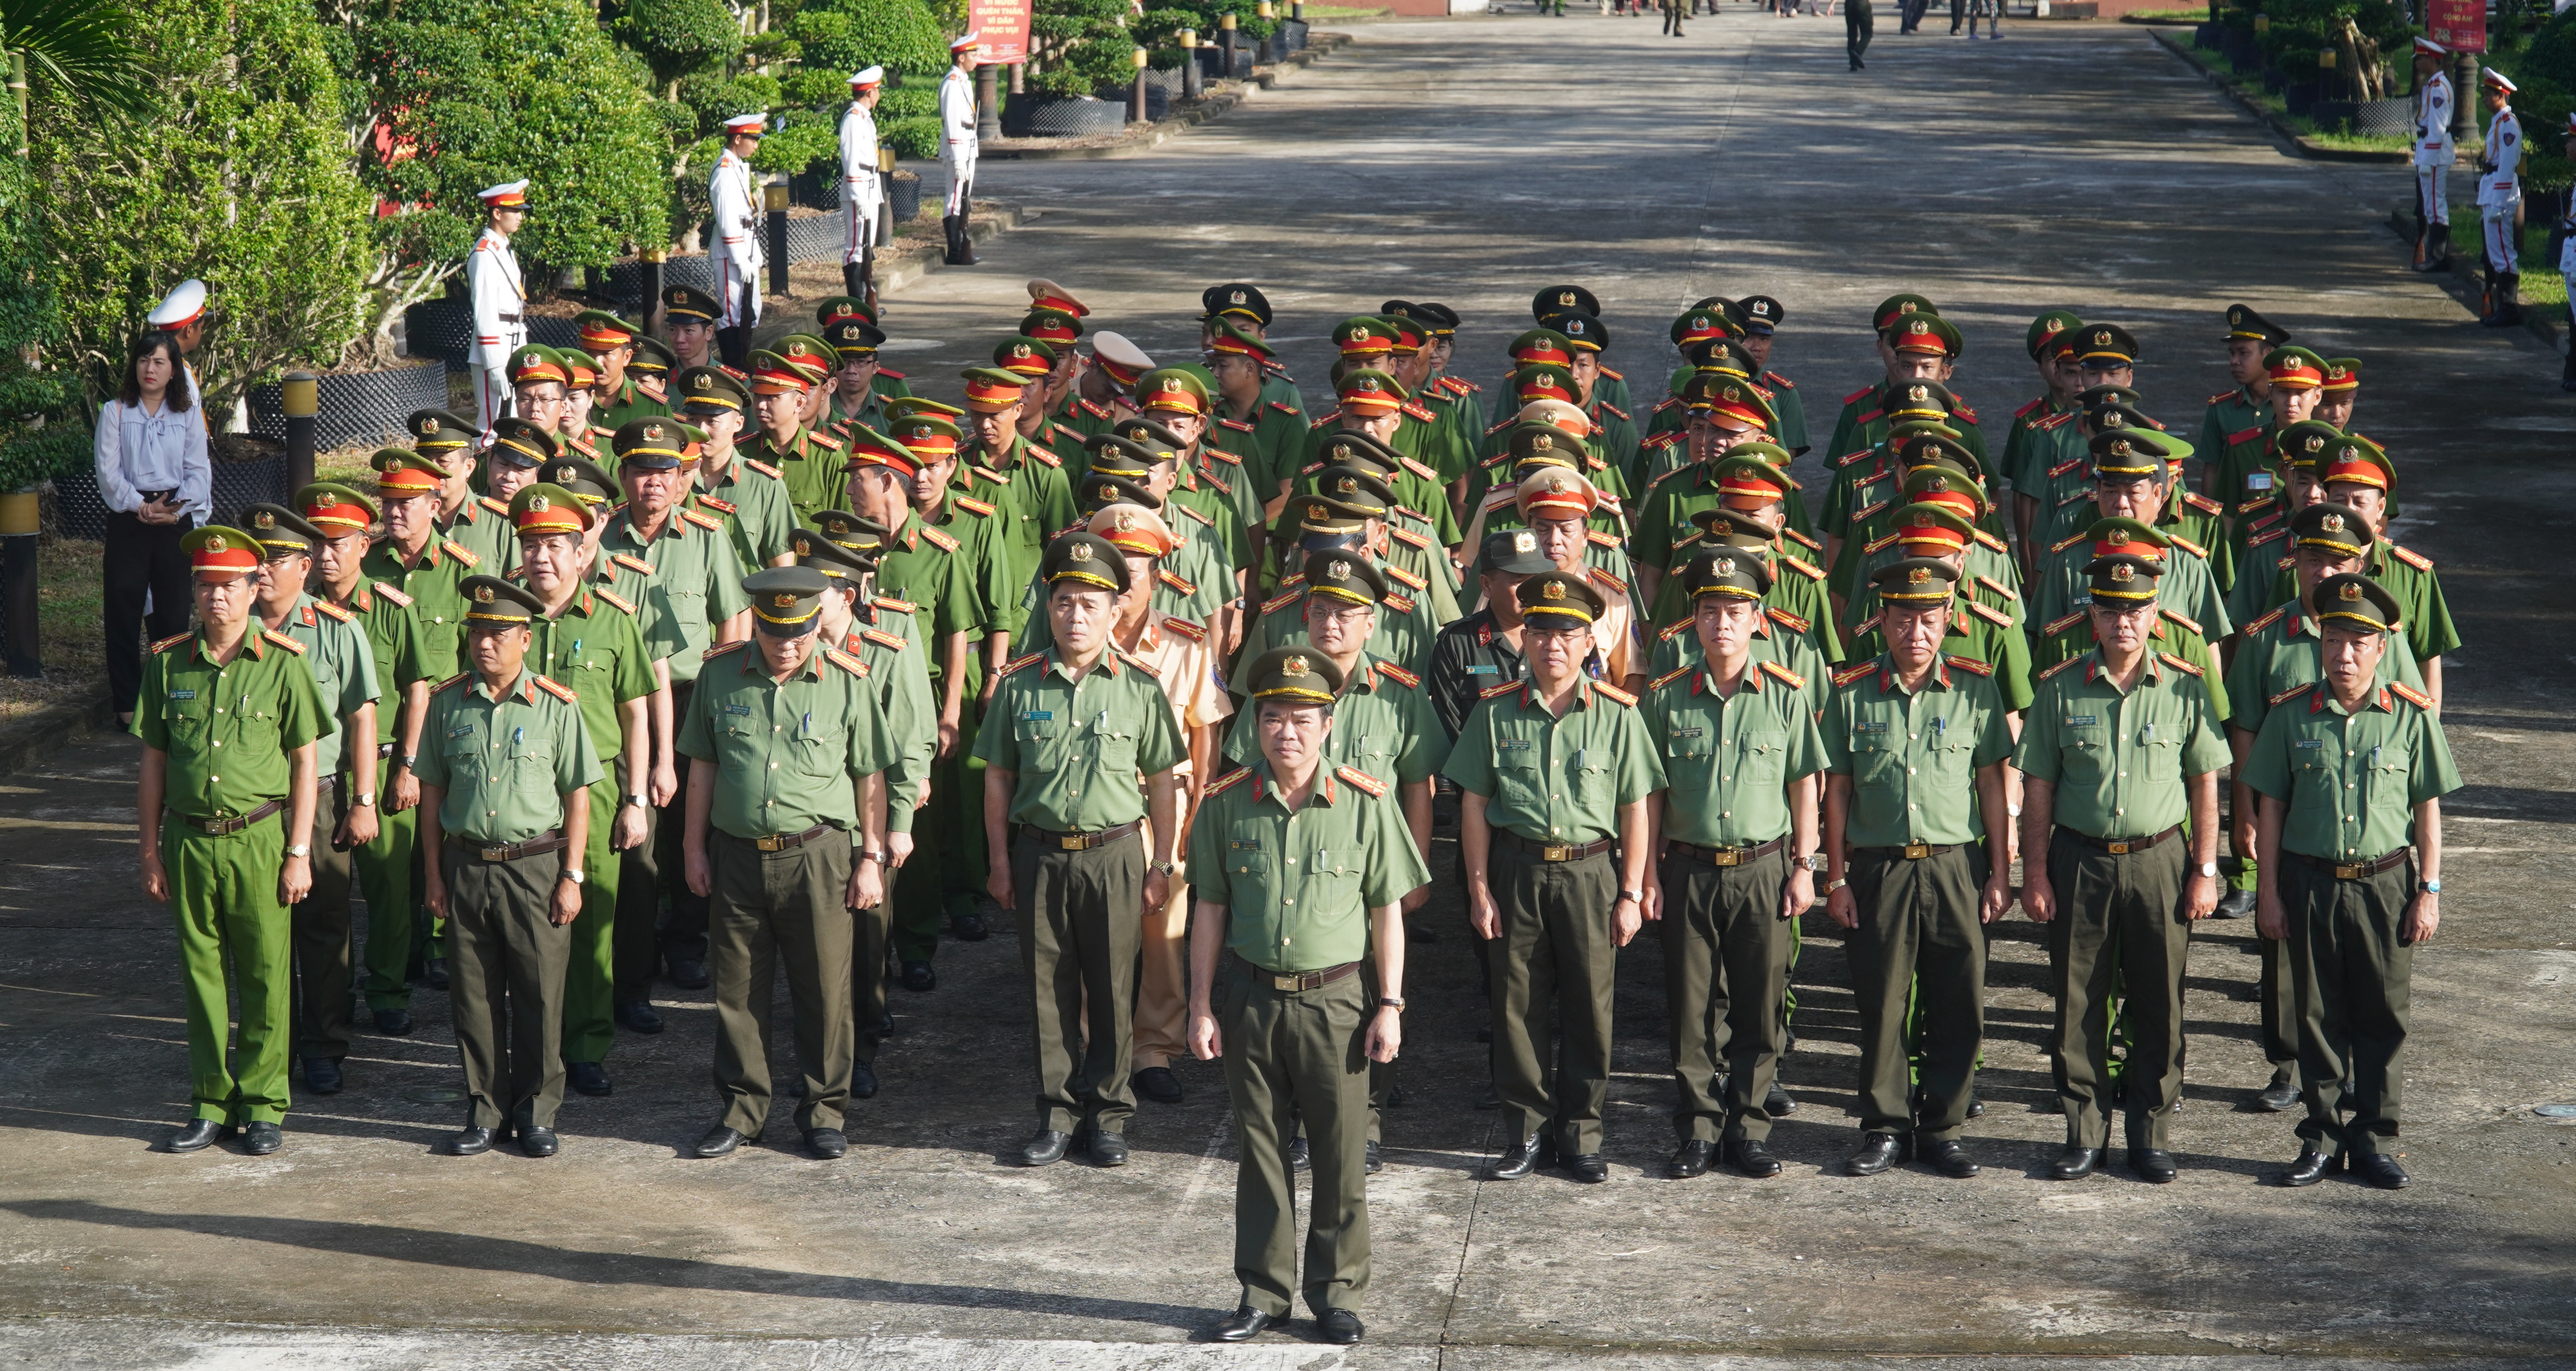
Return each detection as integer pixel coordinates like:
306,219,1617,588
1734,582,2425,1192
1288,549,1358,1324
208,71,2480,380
1447,571,1662,1185
242,503,381,1097
2016,551,2230,1184
738,350,846,521
579,311,670,430
1424,529,1556,740
681,566,895,1160
974,533,1187,1167
1821,559,2015,1180
1643,550,1826,1181
407,408,517,571
676,366,795,573
1188,648,1426,1349
143,525,330,1156
2195,303,2290,504
2244,574,2459,1191
415,576,601,1158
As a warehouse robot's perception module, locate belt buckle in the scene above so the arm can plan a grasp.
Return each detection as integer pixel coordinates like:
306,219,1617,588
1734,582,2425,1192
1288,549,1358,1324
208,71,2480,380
1060,834,1086,851
2107,840,2132,855
756,835,786,852
1270,973,1298,992
481,844,509,861
2335,862,2365,880
1542,844,1571,861
1712,848,1742,867
1903,842,1930,860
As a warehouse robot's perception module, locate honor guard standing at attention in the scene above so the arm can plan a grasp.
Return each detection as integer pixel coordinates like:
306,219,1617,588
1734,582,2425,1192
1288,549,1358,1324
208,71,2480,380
1189,648,1427,1349
2015,550,2230,1185
939,32,982,265
140,525,329,1156
468,181,529,435
1643,551,1826,1182
839,66,886,302
1447,571,1662,1185
2411,38,2457,272
242,504,383,1099
416,576,601,1159
681,567,895,1161
2477,69,2526,325
974,533,1188,1169
2244,574,2459,1191
710,113,768,366
1820,558,2015,1181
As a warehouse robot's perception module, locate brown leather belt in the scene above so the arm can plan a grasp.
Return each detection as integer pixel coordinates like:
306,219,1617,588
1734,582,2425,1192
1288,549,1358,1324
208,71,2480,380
1236,955,1360,993
1668,835,1787,868
1024,818,1142,852
449,830,566,862
1495,830,1617,863
2059,823,2183,856
2291,849,2412,881
1853,841,1960,861
735,822,835,854
174,800,284,836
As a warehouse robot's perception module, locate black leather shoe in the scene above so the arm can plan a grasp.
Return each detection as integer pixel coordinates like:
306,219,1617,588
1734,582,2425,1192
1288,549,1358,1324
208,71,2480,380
1729,1138,1783,1178
450,1126,495,1156
302,1057,343,1095
1088,1131,1129,1166
1490,1133,1544,1179
805,1128,849,1159
1563,1152,1609,1183
373,1008,413,1036
1288,1137,1310,1171
1921,1139,1979,1178
2279,1146,2338,1186
1021,1129,1070,1166
519,1126,559,1158
1317,1308,1365,1345
2213,887,2256,919
666,956,710,991
1766,1080,1797,1116
168,1119,221,1153
851,1063,879,1099
2130,1148,2177,1183
1966,1092,1986,1119
422,957,449,991
2256,1063,2301,1112
567,1062,612,1097
1847,1133,1904,1176
615,999,665,1034
1205,1306,1276,1342
899,961,937,993
242,1122,283,1156
2049,1147,2101,1180
1133,1066,1184,1104
1669,1139,1715,1178
695,1126,750,1158
1365,1140,1384,1173
2350,1151,2411,1189
952,908,988,941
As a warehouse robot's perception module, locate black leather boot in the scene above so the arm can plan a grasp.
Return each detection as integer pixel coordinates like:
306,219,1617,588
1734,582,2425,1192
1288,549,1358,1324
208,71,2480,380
843,261,865,297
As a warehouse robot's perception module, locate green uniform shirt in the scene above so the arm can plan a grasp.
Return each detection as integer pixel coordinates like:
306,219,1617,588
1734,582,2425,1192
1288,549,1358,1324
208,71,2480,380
2223,601,2426,736
1235,583,1440,687
439,495,518,577
1220,653,1451,786
971,646,1190,831
826,387,891,438
963,435,1079,604
678,640,894,839
1820,654,2015,849
1646,610,1837,721
2242,680,2461,861
595,377,670,431
273,594,380,779
944,476,1046,637
1442,676,1664,846
2001,395,2076,493
361,535,476,684
2196,388,2271,511
1642,657,1828,848
526,586,657,762
2247,541,2460,668
1016,540,1229,656
413,668,603,844
1843,597,2036,714
873,508,997,652
2015,650,2231,840
695,454,797,572
598,507,751,685
322,581,431,746
1189,760,1432,975
2036,608,2227,721
1189,446,1269,559
741,425,847,525
839,606,937,834
2030,535,2231,645
134,628,333,818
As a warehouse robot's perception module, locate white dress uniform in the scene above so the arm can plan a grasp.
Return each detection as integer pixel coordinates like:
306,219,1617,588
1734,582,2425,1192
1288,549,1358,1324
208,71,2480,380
710,125,765,336
939,57,978,217
144,279,212,438
467,222,526,434
839,75,884,266
2479,90,2523,274
2413,66,2452,231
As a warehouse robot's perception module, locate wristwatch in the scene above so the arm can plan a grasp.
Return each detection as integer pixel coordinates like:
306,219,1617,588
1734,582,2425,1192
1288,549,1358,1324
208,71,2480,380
398,755,417,771
1152,860,1179,877
284,843,311,858
1615,889,1645,906
857,849,887,865
1799,853,1827,873
354,792,376,808
1825,876,1848,893
562,868,586,885
2420,879,2442,894
622,794,647,808
1377,996,1406,1011
2199,861,2219,878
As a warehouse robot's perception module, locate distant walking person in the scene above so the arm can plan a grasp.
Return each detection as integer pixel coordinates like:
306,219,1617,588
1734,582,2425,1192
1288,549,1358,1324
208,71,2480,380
1898,0,1927,36
95,331,210,725
1847,0,1873,68
2475,68,2523,325
940,32,983,266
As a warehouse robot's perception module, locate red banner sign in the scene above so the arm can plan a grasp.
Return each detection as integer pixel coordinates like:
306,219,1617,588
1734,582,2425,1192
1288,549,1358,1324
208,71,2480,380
966,0,1033,65
2426,0,2485,54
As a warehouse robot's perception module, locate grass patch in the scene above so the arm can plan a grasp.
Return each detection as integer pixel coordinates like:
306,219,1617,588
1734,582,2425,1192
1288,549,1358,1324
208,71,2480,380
2183,42,2454,150
2305,129,2413,153
2122,7,2209,20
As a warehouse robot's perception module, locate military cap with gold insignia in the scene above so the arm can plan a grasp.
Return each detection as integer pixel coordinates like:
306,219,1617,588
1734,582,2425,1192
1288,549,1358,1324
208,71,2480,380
1378,314,1426,357
1872,293,1939,331
747,349,812,395
1683,336,1760,378
1885,312,1964,359
507,345,570,387
1550,311,1608,353
1711,453,1796,505
1481,525,1556,575
1688,504,1775,550
826,320,887,359
1506,422,1583,471
775,334,837,383
2273,418,2344,471
884,394,966,423
2289,501,2376,559
182,525,261,581
1041,531,1130,594
296,481,377,533
1533,283,1601,324
460,574,546,625
2073,382,2142,414
793,525,880,579
2312,573,2402,635
405,408,479,452
1901,463,1987,520
2081,515,2173,567
1330,316,1397,358
816,295,878,329
559,351,597,390
676,364,751,417
1505,327,1576,368
2320,356,2361,393
2025,309,2084,360
508,482,592,537
2088,426,2191,479
2085,403,2158,438
2319,434,2395,492
1201,282,1273,326
612,416,687,470
1290,492,1373,537
1516,569,1604,626
575,310,644,354
1082,433,1161,479
1303,548,1388,606
236,502,322,557
1513,397,1592,436
487,415,559,470
2262,345,2328,390
539,456,618,505
2074,323,2138,368
1312,429,1401,474
1885,378,1966,422
1515,464,1599,520
1672,307,1739,350
1890,501,1975,556
1684,546,1773,601
888,412,961,460
663,283,721,324
1137,366,1212,417
1512,362,1580,405
1026,278,1088,317
993,335,1056,378
2223,303,2292,344
959,366,1027,412
1407,300,1462,336
2082,548,2163,604
743,565,832,636
1869,555,1961,605
1685,374,1777,432
628,335,676,378
1335,368,1406,415
1307,465,1395,518
812,508,892,552
1020,308,1082,346
1898,429,1981,478
1078,472,1162,514
1090,502,1175,558
844,426,924,477
1205,316,1275,362
1243,645,1343,703
371,446,446,497
1738,295,1783,336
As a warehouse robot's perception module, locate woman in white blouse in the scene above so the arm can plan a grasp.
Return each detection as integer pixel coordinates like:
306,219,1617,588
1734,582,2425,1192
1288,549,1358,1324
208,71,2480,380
94,330,211,724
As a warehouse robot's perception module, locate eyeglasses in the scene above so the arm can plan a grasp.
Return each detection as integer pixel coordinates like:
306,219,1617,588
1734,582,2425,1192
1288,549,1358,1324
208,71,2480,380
1309,604,1374,626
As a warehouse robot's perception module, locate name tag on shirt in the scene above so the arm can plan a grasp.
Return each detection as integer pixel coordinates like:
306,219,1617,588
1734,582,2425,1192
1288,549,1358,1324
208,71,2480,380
1229,839,1262,851
2067,715,2098,728
1022,710,1053,722
448,724,475,738
1855,720,1889,735
1672,726,1704,738
721,703,753,716
2296,738,2324,750
1499,739,1533,752
2247,472,2275,491
1468,664,1499,675
169,689,196,701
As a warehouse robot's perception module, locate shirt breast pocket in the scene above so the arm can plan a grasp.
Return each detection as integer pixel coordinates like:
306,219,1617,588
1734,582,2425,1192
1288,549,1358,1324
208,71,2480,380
506,731,555,794
1738,729,1790,786
162,690,211,739
2365,744,2412,813
1307,846,1364,903
1851,733,1903,791
790,725,845,780
1663,725,1715,781
2062,726,2113,783
1494,744,1546,808
1094,724,1139,772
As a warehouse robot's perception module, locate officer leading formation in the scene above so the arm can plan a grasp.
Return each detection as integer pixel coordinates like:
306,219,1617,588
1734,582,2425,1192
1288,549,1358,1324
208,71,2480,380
130,265,2462,1347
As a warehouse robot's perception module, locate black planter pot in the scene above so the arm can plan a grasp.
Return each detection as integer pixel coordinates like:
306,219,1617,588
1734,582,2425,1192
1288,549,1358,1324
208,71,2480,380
1279,18,1309,49
249,361,451,452
1002,93,1127,139
2312,97,2355,128
889,169,924,223
2284,80,2318,114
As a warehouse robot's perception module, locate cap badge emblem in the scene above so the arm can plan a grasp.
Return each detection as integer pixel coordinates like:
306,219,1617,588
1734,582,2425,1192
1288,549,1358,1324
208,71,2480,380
1714,556,1735,577
252,511,274,529
1068,542,1092,562
1284,653,1309,676
204,533,226,553
2341,582,2364,601
2320,512,2345,534
1326,560,1349,580
528,495,549,513
1541,580,1566,600
474,584,495,603
1230,290,1246,305
1907,566,1930,585
2111,563,2135,582
1512,531,1537,553
1307,503,1326,520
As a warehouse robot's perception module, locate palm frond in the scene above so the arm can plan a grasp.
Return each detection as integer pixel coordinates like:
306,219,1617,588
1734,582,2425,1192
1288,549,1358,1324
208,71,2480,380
2,0,154,120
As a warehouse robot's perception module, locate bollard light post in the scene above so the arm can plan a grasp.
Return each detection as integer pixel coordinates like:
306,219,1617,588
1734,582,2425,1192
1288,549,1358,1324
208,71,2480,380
283,370,318,499
1180,29,1202,99
640,246,666,332
764,179,791,296
1258,1,1275,62
1219,11,1237,76
1132,45,1150,123
0,483,40,677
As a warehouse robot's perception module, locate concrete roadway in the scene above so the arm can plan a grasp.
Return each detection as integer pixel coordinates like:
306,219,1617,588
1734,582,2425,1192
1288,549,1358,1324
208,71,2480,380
6,9,2576,1367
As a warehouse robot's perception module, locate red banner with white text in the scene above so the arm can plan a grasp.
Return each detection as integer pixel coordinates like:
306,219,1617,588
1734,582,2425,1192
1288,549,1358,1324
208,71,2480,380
966,0,1032,65
2426,0,2485,55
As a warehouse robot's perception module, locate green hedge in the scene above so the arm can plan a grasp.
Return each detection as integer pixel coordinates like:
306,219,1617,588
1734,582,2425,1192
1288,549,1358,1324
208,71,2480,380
0,425,96,498
880,114,941,159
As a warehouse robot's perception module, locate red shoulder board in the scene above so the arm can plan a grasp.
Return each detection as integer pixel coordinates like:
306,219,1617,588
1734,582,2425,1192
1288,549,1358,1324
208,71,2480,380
1479,680,1522,700
1160,615,1206,643
1851,612,1882,637
2036,412,2076,432
1400,401,1435,422
2156,650,2203,678
2013,397,2044,420
861,628,907,652
1196,466,1234,496
2226,426,2263,446
1205,445,1244,465
1763,370,1795,391
2181,491,2223,515
1974,574,2017,603
745,459,784,480
313,599,354,623
823,646,868,677
999,651,1046,678
2243,606,2288,634
678,508,725,532
1269,401,1300,416
918,526,960,553
2168,534,2207,559
1157,568,1198,596
1261,588,1303,616
2049,532,2089,555
1590,681,1637,706
2247,527,2290,548
1972,529,2009,555
1217,417,1254,434
1173,503,1216,528
954,496,998,517
2207,389,2238,406
567,438,599,459
261,628,305,655
1203,766,1253,798
1385,591,1418,615
440,538,479,567
2277,553,2296,571
1943,654,1993,676
1398,455,1440,483
1842,385,1875,406
610,553,654,577
431,672,472,692
2044,610,2086,635
703,640,748,660
1779,554,1824,582
1384,564,1428,591
1953,404,1978,424
805,432,842,452
1387,525,1431,550
533,673,580,704
2036,654,2084,681
1852,499,1890,523
1334,764,1390,798
1026,447,1062,468
1832,662,1877,688
2387,543,2433,571
1374,661,1420,688
2270,681,2314,706
2160,607,2203,637
1672,530,1705,553
1780,527,1822,552
1965,599,2013,629
1598,401,1630,423
595,588,637,615
1598,366,1624,381
1658,617,1692,641
2239,498,2276,517
2390,681,2435,710
1763,607,1811,635
1758,659,1806,691
1862,531,1900,555
696,495,738,515
373,582,415,608
1586,529,1624,550
719,365,748,381
873,595,916,614
876,366,907,380
2047,457,2085,480
478,495,510,517
1855,409,1884,426
1590,569,1627,595
1650,665,1694,690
